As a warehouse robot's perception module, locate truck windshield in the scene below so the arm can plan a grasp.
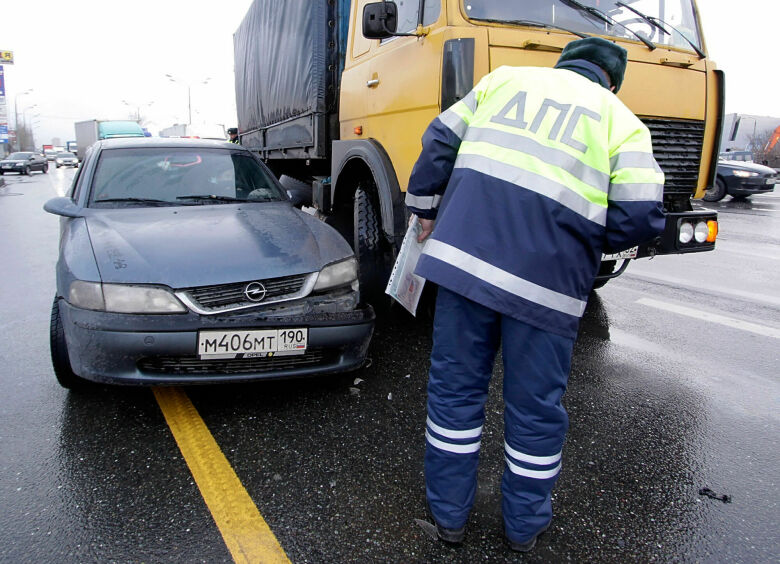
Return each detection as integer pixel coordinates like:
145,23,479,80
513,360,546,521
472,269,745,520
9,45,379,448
463,0,702,52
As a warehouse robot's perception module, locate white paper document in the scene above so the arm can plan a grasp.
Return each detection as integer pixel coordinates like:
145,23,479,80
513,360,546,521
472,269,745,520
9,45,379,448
385,215,427,315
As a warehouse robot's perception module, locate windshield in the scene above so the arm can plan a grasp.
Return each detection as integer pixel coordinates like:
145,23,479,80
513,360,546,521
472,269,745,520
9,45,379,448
463,0,702,51
57,152,76,158
7,152,32,160
89,148,286,207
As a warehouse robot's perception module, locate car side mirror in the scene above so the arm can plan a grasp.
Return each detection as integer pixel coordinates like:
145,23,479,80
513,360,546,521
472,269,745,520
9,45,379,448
286,190,305,207
44,197,85,218
363,1,398,39
29,156,36,160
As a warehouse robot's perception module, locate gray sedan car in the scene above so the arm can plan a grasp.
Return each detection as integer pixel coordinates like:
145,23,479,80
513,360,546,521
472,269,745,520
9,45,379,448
45,138,374,387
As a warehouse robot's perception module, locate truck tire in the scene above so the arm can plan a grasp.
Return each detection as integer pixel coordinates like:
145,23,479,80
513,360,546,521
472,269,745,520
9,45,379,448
703,178,727,202
50,298,88,390
354,186,388,302
591,260,616,290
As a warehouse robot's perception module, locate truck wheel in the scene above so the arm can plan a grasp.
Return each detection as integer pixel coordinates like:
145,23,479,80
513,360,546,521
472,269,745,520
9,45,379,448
703,178,727,202
592,260,616,290
354,186,388,302
50,298,88,390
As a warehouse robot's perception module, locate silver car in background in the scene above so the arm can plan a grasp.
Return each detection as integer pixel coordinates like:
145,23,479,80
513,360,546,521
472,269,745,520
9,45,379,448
45,138,374,388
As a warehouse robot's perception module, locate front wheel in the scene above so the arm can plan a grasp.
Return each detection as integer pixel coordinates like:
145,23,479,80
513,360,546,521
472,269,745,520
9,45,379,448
50,298,88,390
42,163,48,173
703,178,727,202
353,187,389,303
23,166,30,176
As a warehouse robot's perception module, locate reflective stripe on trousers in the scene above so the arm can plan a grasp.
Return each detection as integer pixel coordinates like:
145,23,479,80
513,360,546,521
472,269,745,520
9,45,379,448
425,286,574,542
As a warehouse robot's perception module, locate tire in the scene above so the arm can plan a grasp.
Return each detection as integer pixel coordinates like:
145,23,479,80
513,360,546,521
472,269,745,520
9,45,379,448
42,163,48,174
353,186,389,303
56,164,61,169
50,298,88,390
703,178,727,202
591,260,616,290
23,166,30,176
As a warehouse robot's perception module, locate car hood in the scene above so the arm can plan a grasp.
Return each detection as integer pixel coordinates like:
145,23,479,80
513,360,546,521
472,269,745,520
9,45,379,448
719,160,777,175
1,160,25,164
84,202,353,288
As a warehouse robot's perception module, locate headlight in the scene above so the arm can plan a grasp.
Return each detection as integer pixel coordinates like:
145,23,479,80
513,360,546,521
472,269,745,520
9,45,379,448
733,170,758,178
694,221,709,243
68,281,186,313
313,258,358,291
679,222,694,244
56,159,63,163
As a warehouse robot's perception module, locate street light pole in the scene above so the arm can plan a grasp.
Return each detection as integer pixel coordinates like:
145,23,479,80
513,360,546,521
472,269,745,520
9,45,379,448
13,89,33,151
165,74,210,128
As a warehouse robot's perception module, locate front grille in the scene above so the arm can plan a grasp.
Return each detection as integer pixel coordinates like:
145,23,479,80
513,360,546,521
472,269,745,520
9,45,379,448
183,274,309,311
641,118,705,197
138,348,334,375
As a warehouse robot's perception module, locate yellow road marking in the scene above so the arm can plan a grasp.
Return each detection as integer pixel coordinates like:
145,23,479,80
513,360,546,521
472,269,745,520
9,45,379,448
153,387,291,564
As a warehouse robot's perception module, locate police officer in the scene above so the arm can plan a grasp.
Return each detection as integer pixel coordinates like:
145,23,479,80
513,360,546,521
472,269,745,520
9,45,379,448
227,127,240,144
406,37,665,551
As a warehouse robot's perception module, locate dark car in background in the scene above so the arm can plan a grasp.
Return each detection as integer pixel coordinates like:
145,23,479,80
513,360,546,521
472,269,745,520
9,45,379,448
706,154,778,201
44,138,374,388
55,152,79,168
0,152,49,175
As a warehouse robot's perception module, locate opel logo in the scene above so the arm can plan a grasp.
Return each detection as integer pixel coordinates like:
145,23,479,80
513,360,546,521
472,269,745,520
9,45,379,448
244,281,267,302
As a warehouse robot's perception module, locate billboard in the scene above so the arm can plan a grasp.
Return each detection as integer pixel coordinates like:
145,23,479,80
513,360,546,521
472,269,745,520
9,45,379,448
0,51,13,65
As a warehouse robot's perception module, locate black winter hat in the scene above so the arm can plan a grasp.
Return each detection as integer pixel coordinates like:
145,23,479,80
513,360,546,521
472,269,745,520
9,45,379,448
556,37,628,92
227,128,238,135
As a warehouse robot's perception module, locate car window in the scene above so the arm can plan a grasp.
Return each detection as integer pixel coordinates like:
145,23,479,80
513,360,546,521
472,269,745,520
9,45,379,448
88,148,286,207
57,152,76,158
7,152,32,159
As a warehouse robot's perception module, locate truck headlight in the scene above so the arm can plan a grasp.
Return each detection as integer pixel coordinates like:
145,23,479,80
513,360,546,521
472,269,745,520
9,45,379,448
68,281,186,313
679,222,694,244
733,170,758,177
694,221,709,243
313,258,358,292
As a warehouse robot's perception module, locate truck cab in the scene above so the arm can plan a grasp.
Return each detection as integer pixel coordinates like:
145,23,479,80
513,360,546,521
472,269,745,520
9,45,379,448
331,0,721,292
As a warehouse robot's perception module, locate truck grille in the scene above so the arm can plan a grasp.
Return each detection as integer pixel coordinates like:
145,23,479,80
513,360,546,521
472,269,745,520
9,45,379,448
640,118,705,197
138,348,333,375
183,274,309,311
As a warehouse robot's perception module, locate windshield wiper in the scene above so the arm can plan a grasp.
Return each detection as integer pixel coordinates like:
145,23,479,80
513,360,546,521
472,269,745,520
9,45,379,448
615,1,704,58
559,0,656,51
477,18,589,39
93,197,174,205
176,194,248,203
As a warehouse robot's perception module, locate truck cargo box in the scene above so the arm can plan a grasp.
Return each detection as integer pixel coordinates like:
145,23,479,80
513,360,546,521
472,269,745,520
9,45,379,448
234,0,348,160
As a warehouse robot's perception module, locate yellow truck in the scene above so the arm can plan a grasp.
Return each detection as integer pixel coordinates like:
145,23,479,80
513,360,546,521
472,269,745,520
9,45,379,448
234,0,722,296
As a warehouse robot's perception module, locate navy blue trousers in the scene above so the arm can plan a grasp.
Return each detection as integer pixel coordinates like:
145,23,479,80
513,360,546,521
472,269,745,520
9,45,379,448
425,287,575,543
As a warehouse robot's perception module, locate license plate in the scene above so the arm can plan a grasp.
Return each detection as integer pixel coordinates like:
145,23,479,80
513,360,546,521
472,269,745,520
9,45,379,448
601,246,638,261
198,328,307,359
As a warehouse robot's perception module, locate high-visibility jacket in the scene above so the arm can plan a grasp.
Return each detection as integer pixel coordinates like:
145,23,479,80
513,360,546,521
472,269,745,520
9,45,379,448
406,65,666,338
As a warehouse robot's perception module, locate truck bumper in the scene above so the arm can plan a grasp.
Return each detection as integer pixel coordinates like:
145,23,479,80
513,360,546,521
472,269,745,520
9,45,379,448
637,209,718,257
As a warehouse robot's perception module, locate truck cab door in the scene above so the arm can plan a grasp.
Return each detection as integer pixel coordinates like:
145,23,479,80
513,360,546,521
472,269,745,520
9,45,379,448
363,0,443,191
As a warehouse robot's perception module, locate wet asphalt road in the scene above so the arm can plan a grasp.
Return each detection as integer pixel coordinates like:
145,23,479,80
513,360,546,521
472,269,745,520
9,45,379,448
0,168,778,563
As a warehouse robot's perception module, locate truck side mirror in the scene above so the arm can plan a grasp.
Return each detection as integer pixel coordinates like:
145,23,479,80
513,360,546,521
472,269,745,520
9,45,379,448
363,1,398,39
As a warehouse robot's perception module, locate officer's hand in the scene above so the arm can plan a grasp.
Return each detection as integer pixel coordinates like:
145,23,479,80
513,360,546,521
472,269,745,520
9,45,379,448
418,218,435,243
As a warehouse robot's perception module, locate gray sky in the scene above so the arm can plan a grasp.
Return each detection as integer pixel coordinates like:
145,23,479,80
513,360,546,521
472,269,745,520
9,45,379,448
1,0,776,146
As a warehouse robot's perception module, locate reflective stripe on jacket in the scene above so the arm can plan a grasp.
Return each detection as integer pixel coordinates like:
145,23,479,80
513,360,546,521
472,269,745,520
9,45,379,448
405,65,666,338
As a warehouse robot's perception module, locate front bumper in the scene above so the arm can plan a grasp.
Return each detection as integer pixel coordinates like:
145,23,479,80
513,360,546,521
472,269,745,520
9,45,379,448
727,177,776,196
1,163,25,173
59,299,375,385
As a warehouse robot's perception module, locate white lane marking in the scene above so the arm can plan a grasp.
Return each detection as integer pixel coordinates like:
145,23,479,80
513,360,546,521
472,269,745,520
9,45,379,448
625,271,780,308
637,298,780,340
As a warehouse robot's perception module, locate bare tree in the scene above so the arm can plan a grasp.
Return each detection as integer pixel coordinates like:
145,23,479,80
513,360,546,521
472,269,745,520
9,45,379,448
747,127,780,168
